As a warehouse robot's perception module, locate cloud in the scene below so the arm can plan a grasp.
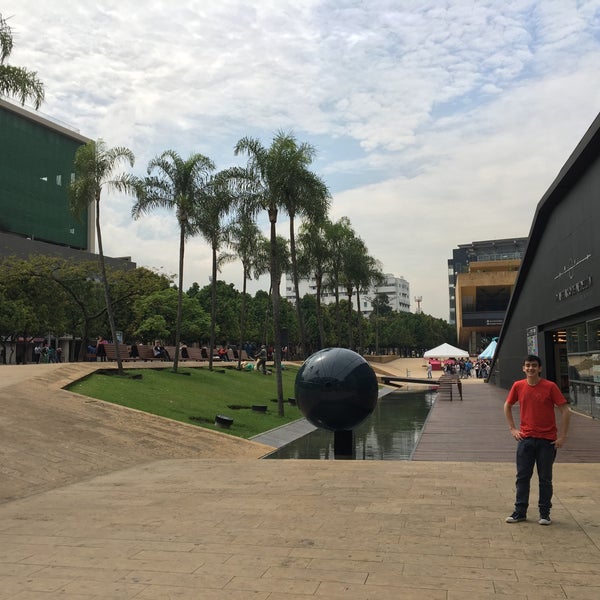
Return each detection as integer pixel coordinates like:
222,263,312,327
4,0,600,319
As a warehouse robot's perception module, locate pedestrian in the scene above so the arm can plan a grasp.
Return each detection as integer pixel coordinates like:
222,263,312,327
96,336,107,362
427,362,432,379
503,354,571,526
255,344,267,374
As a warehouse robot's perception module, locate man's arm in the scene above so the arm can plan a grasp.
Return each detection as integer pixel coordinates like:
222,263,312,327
504,400,523,440
553,403,571,448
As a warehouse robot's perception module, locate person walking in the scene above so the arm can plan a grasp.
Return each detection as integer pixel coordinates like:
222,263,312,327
503,354,571,526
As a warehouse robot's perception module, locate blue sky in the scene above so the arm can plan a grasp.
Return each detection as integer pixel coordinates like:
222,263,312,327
3,0,600,319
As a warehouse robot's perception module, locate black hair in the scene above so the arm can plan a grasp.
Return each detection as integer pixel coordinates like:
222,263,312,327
523,354,542,366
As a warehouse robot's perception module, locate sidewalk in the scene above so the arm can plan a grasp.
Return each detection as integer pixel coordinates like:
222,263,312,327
1,362,599,599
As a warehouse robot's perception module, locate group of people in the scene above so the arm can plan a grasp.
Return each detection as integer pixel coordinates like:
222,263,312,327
33,342,62,363
440,357,491,379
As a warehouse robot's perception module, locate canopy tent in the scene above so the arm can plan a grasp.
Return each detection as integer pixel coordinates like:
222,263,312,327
423,342,469,359
478,338,498,360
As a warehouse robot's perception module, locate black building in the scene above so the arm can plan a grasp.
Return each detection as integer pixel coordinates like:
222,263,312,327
490,113,600,419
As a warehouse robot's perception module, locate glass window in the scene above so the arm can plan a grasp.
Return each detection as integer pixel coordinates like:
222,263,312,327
566,323,587,354
587,319,600,351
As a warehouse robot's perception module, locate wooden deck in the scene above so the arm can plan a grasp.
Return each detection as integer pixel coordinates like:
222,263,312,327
412,380,600,463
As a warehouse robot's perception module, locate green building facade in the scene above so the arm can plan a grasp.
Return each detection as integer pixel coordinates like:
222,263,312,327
0,99,90,250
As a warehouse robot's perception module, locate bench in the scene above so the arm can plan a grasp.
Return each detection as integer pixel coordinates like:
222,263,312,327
136,345,164,361
103,343,139,362
186,347,204,361
165,346,205,361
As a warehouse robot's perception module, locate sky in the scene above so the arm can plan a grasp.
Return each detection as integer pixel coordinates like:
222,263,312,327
3,0,600,320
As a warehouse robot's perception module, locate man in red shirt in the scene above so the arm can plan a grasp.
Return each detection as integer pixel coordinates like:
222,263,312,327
504,355,570,526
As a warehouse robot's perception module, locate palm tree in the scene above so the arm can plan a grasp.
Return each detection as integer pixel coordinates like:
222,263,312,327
323,217,354,347
354,255,384,353
297,221,331,350
0,14,44,108
340,233,367,350
255,235,290,355
280,152,330,359
227,211,265,370
234,131,317,416
69,140,137,373
195,171,235,371
132,150,215,372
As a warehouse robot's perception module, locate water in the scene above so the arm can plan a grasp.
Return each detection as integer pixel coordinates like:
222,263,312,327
265,390,435,460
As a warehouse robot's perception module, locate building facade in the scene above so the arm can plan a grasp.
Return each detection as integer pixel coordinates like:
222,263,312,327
0,98,134,269
448,238,527,353
1,98,92,251
285,273,411,316
490,112,600,420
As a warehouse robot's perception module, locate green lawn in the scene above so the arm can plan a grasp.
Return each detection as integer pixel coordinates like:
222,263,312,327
66,365,303,439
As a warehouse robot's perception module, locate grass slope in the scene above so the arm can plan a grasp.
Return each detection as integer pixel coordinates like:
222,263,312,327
67,365,302,439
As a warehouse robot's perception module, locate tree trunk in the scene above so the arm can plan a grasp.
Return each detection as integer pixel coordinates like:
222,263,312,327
95,196,123,374
334,282,341,347
356,288,363,354
289,215,307,359
315,273,325,349
173,228,185,373
237,267,248,371
209,243,218,372
268,208,284,416
346,285,354,350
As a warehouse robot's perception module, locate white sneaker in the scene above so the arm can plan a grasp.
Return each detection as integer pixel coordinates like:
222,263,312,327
538,517,552,526
505,513,527,523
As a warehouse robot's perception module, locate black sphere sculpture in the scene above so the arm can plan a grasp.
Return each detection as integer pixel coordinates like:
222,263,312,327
295,348,378,432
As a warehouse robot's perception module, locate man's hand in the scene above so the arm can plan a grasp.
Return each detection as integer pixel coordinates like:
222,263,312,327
509,427,523,441
552,436,566,448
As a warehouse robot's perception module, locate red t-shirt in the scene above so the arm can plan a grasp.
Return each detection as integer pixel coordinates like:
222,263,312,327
506,378,567,440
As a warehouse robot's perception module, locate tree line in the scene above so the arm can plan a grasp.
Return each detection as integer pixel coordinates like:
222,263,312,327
0,254,455,364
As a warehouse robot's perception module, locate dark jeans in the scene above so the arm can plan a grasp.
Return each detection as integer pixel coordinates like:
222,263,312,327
514,437,557,517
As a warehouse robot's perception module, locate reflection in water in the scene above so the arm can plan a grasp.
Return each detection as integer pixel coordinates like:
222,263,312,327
265,390,435,460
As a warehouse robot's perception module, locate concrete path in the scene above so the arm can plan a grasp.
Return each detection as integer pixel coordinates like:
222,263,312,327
1,361,600,599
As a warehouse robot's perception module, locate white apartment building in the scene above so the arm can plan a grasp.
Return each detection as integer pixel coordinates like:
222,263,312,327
284,273,410,316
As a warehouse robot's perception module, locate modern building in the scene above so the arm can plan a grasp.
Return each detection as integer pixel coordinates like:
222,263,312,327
1,98,92,251
285,273,411,316
490,112,600,420
448,238,528,353
0,98,134,269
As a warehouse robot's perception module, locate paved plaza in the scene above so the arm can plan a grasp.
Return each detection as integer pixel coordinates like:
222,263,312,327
1,360,599,599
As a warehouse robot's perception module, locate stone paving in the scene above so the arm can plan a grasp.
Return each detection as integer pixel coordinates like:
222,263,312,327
0,361,599,599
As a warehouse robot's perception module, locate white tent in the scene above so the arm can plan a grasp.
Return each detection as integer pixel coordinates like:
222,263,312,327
478,338,497,360
423,342,469,358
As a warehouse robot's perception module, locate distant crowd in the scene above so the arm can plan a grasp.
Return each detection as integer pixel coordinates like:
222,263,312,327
428,357,491,379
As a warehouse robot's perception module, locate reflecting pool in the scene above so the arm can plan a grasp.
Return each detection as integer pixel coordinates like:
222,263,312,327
265,389,435,460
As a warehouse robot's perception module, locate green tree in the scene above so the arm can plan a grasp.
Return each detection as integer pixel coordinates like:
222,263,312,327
234,132,314,415
279,144,330,359
133,287,210,344
323,217,354,347
195,171,235,370
297,220,331,351
0,14,44,108
69,140,138,372
133,150,215,372
227,211,266,369
0,256,68,362
194,280,241,346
